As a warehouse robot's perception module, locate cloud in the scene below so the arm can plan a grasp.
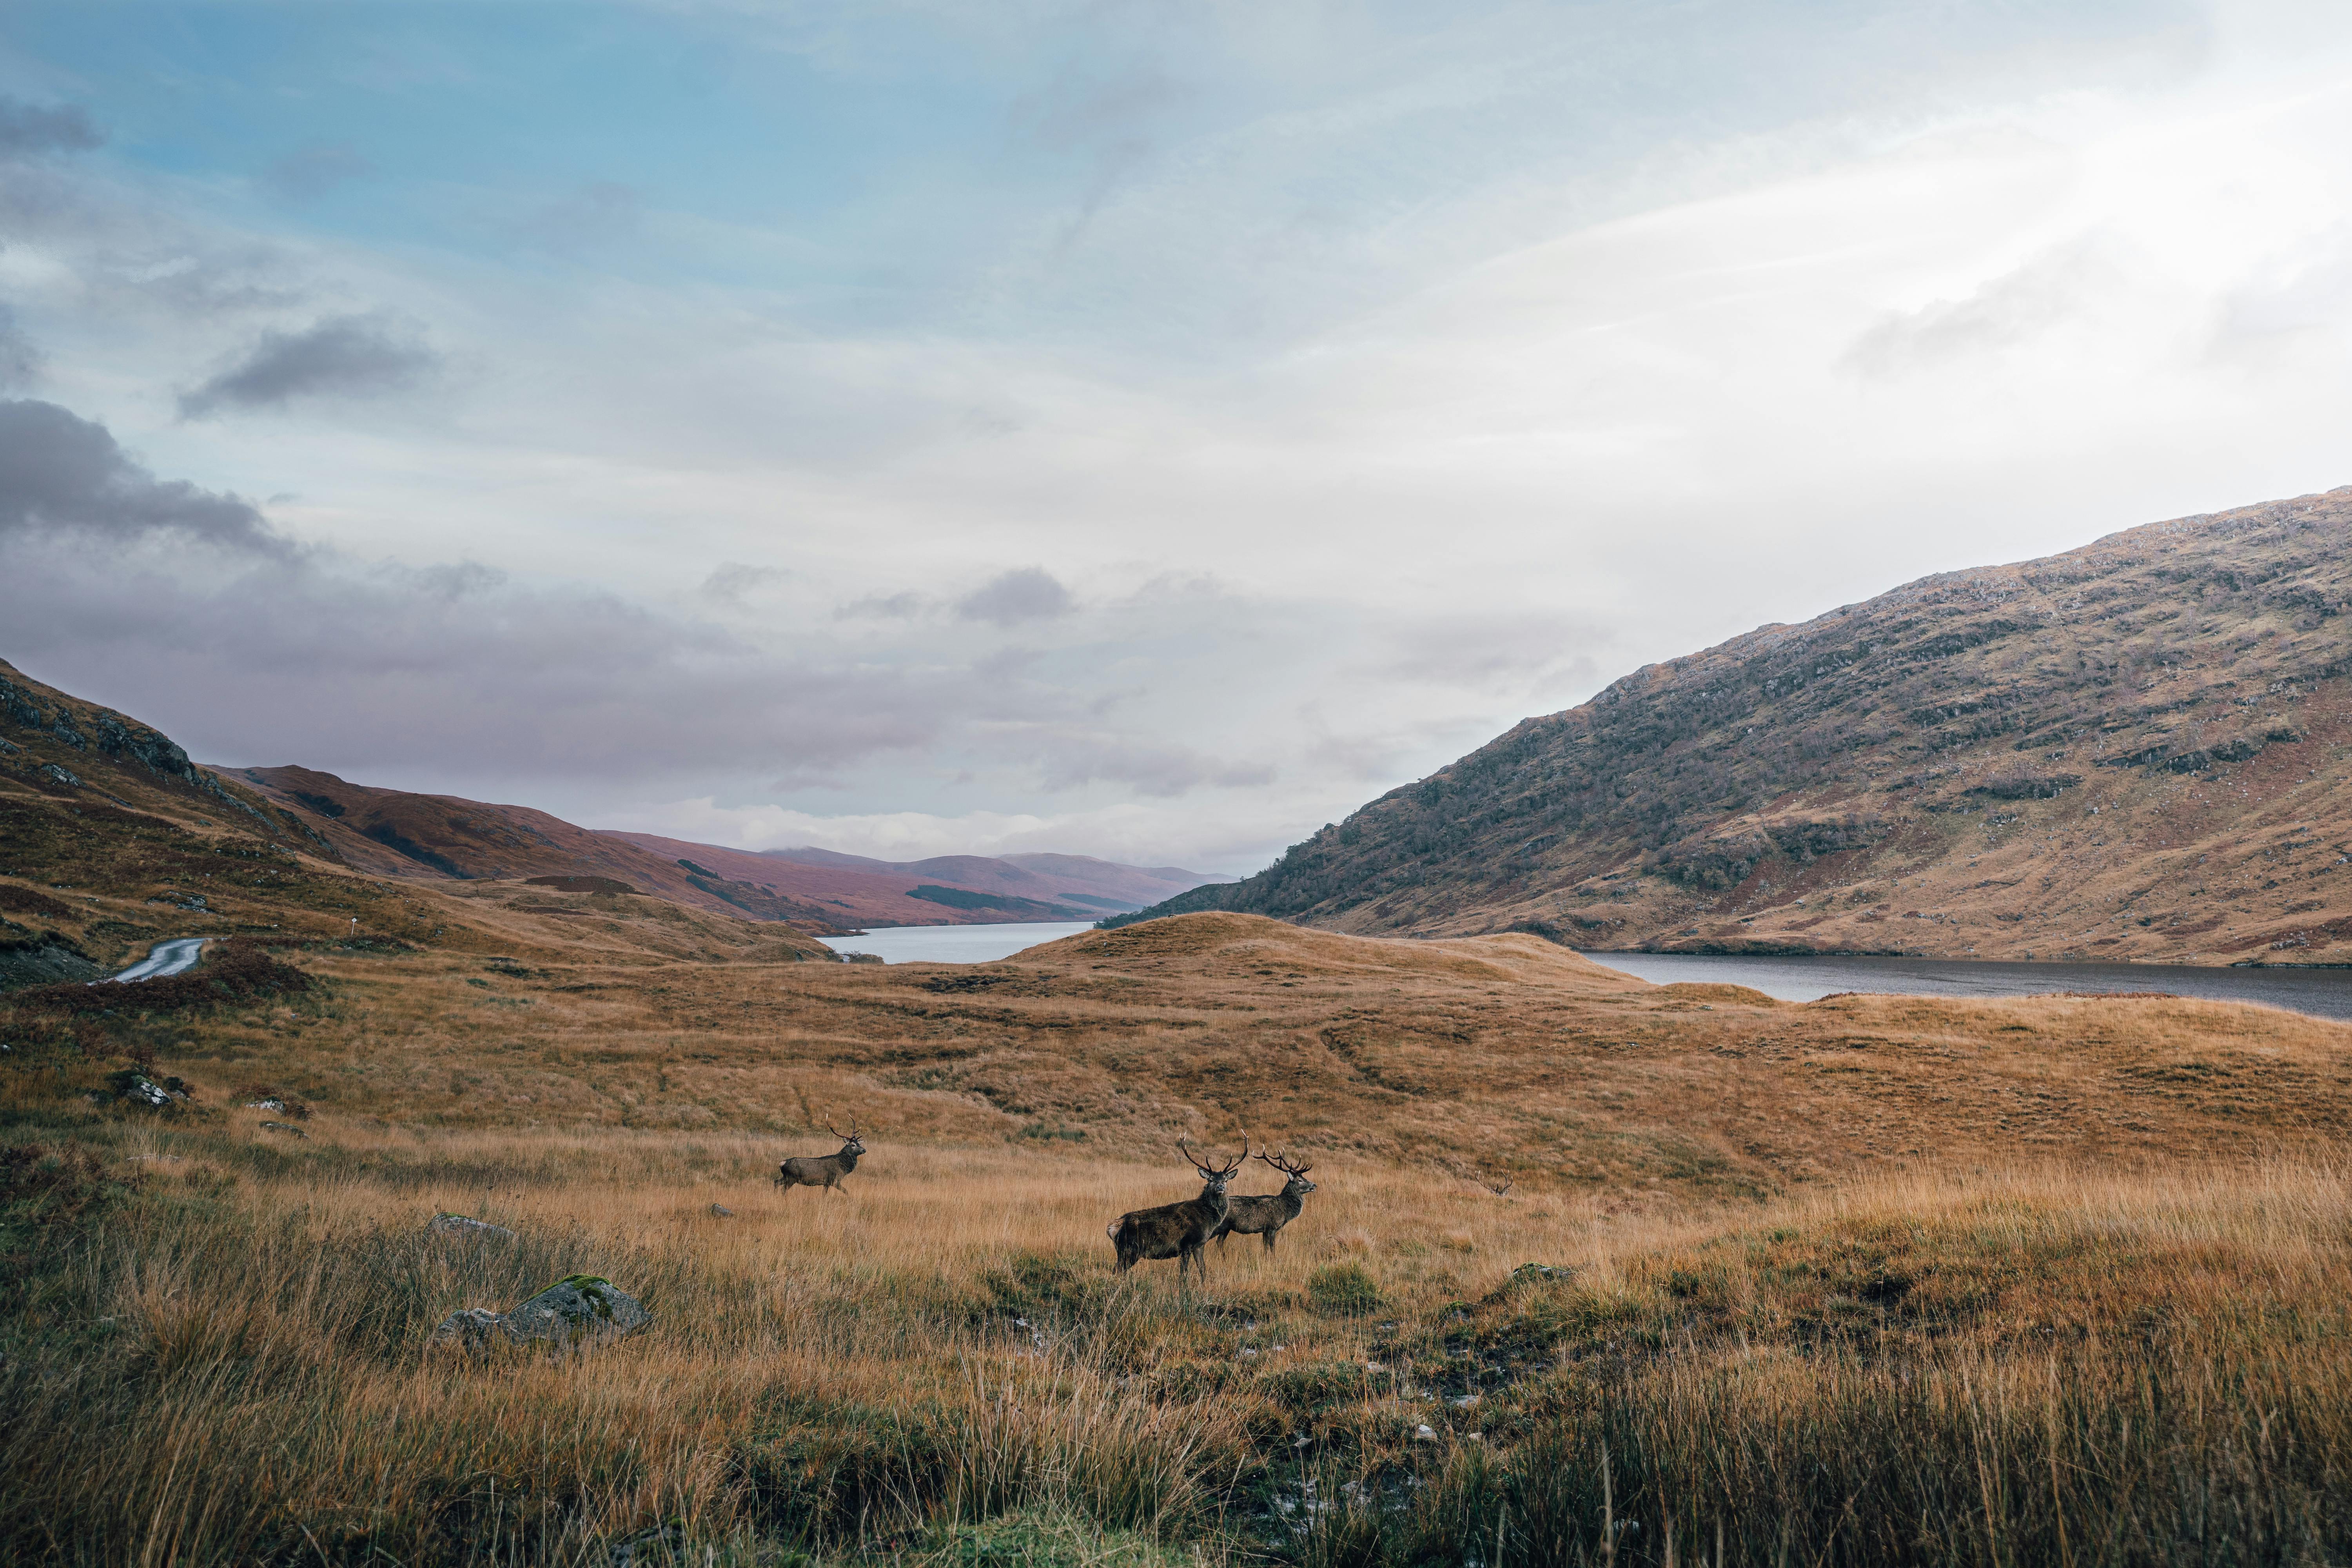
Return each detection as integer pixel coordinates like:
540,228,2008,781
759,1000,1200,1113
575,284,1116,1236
0,399,284,552
700,561,791,601
0,96,101,159
262,142,376,203
837,590,926,621
957,566,1074,625
1034,734,1276,797
1841,242,2113,376
178,312,443,418
0,306,41,392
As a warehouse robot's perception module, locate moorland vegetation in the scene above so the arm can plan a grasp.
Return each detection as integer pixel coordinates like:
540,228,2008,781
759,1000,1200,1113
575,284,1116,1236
4,649,2352,1564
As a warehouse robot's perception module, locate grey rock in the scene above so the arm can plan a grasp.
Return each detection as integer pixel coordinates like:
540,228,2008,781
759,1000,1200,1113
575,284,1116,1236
504,1276,650,1348
40,764,80,788
428,1307,510,1353
708,1203,734,1218
426,1212,515,1240
428,1276,650,1358
259,1120,309,1138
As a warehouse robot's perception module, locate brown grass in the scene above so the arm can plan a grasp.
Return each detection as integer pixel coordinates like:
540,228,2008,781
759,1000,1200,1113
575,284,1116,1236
4,1125,2349,1565
8,804,2352,1566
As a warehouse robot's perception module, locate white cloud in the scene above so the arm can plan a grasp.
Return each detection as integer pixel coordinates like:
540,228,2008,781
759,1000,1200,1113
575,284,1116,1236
10,2,2352,874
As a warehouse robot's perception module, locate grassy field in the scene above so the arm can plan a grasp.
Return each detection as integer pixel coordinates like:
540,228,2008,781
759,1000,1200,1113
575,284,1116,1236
5,1122,2348,1566
7,772,2352,1565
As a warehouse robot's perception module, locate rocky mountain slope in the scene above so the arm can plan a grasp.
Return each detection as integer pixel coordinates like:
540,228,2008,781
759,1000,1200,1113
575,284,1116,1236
1120,486,2352,965
0,660,837,986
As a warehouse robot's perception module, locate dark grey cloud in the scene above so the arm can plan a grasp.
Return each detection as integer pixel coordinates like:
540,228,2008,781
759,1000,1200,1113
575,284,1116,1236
0,96,101,160
0,305,41,392
0,400,1056,793
263,142,376,203
0,533,1053,792
0,399,283,552
178,312,443,418
957,566,1074,625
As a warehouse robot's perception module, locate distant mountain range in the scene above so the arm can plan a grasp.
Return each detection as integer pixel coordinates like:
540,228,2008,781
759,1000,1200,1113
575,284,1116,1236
1116,486,2352,966
600,833,1226,927
0,659,1225,937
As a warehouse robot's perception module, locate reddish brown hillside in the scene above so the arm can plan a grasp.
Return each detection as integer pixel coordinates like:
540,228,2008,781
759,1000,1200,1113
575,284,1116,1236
607,836,1230,927
1123,486,2352,965
230,766,848,928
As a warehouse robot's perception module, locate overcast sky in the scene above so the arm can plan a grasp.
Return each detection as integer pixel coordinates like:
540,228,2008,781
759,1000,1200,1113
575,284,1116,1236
3,1,2349,873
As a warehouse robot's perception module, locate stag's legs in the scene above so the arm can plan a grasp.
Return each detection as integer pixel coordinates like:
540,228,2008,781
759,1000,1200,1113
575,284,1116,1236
1262,1230,1278,1252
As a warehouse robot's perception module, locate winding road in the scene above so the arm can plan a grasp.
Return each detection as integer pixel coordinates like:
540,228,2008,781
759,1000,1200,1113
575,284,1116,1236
106,938,209,984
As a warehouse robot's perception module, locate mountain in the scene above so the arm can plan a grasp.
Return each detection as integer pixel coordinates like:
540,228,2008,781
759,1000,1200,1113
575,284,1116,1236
0,659,835,985
230,766,853,929
730,843,1229,922
603,836,1227,927
1116,486,2352,965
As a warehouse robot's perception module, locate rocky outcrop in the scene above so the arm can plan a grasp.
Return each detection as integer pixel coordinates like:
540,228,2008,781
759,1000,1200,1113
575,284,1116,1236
0,931,99,991
425,1212,515,1240
429,1275,650,1356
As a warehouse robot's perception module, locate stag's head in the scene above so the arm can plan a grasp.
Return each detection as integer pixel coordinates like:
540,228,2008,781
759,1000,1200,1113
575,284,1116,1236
1178,1136,1248,1193
1258,1149,1316,1193
828,1115,866,1156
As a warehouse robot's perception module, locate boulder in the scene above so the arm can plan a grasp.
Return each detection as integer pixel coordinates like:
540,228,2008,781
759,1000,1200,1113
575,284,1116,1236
428,1277,650,1357
503,1276,651,1349
709,1203,734,1218
426,1212,515,1241
428,1307,509,1353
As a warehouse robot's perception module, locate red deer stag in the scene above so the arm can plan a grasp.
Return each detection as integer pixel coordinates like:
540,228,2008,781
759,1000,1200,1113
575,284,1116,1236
1212,1149,1316,1253
775,1117,865,1195
1106,1138,1248,1284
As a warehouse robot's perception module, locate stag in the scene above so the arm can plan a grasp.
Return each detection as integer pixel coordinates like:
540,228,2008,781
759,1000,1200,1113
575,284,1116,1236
775,1117,865,1195
1212,1149,1317,1253
1106,1138,1247,1284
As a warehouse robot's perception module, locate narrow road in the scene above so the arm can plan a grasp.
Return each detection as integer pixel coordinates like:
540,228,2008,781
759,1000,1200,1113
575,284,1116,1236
107,938,209,984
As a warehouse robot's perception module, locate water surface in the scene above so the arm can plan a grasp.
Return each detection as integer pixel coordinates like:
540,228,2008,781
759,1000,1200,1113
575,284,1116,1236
1578,951,2352,1022
818,921,1096,964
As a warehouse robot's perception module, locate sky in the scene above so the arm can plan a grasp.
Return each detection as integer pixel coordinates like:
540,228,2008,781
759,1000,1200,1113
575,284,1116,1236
2,1,2350,875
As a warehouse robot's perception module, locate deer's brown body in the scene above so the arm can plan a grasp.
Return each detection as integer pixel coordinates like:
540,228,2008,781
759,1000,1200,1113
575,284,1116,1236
1107,1140,1247,1284
776,1118,865,1194
1212,1151,1316,1253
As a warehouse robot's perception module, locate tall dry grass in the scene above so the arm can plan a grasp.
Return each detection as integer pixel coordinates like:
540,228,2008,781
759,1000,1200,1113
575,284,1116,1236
5,1129,2350,1565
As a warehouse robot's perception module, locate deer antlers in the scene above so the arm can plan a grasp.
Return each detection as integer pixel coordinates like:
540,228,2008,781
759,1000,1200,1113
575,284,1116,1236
827,1114,862,1141
1177,1135,1248,1176
1256,1149,1313,1177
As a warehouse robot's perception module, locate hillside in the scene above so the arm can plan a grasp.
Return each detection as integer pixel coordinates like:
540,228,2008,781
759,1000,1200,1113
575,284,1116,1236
0,658,838,985
605,834,1224,927
1122,486,2352,964
232,765,855,929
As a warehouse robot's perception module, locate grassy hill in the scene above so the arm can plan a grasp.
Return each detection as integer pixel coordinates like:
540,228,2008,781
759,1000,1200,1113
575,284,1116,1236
1117,486,2352,964
7,888,2352,1563
7,657,2352,1564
